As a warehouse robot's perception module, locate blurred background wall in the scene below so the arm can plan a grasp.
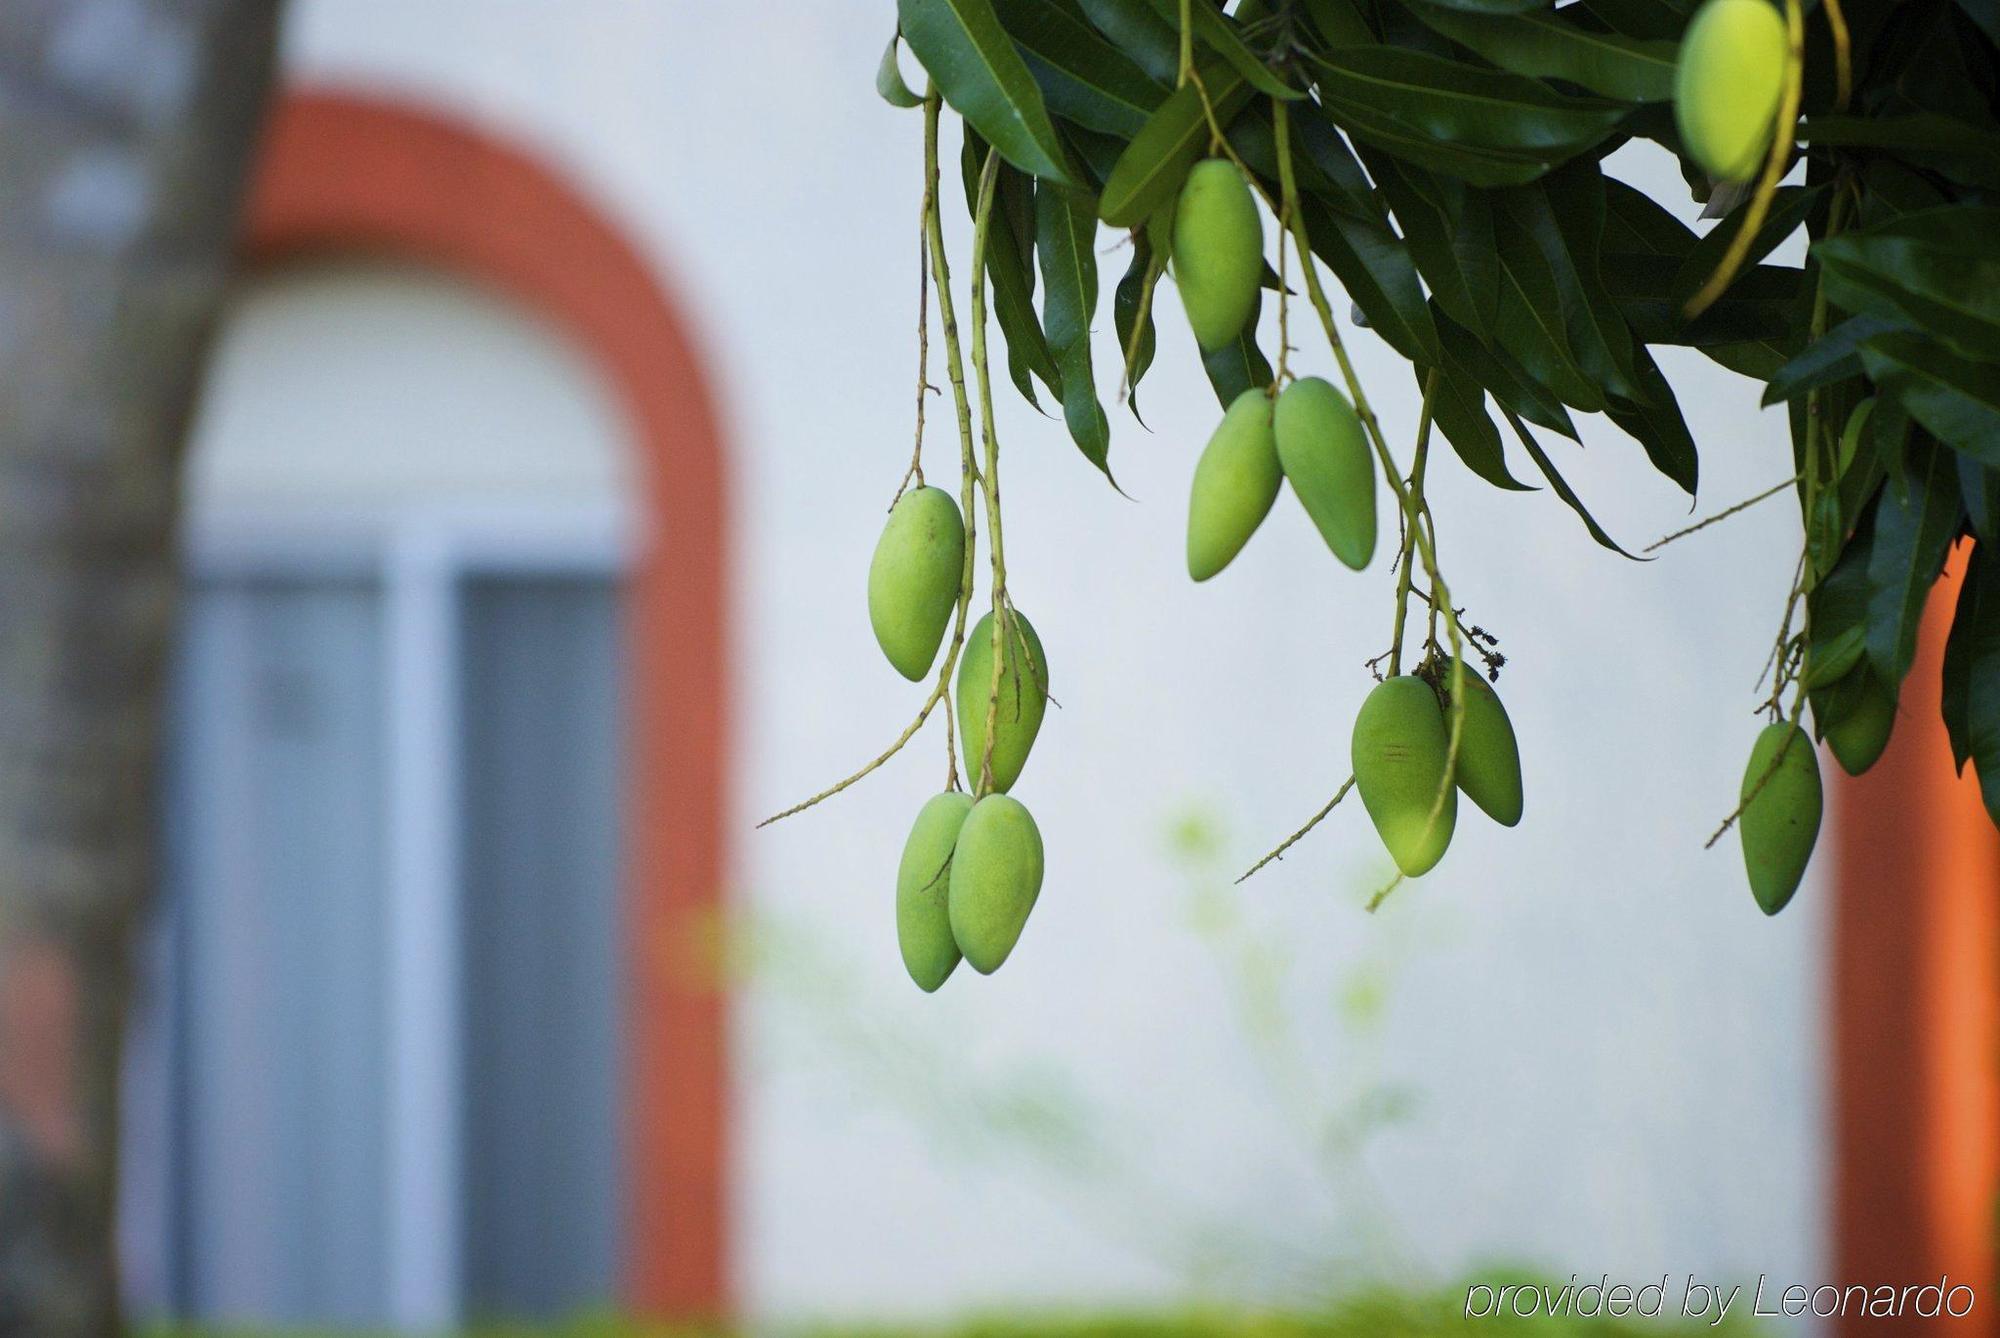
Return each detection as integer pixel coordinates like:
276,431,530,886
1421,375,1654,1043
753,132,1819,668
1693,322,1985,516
115,1,1830,1331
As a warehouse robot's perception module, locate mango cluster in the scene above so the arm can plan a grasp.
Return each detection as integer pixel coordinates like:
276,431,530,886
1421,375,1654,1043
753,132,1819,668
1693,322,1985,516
1351,668,1524,878
867,493,1051,990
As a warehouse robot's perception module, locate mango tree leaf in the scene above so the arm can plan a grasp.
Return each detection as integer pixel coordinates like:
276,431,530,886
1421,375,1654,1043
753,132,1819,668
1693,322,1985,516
1602,178,1695,255
1866,435,1965,687
1408,0,1551,15
1798,114,2000,190
1578,0,1691,38
1941,547,1982,772
1423,358,1534,489
1036,182,1114,477
1509,171,1641,402
1406,6,1678,101
995,0,1168,138
1606,347,1700,493
878,32,925,108
963,131,1062,407
1308,48,1628,185
1099,63,1251,225
1960,453,2000,546
1303,0,1379,44
1605,255,1801,347
1436,306,1577,438
1806,512,1875,690
1505,411,1643,554
1814,207,2000,364
1113,232,1161,421
902,0,1079,184
1670,185,1822,305
1492,205,1604,411
1760,314,1905,406
1073,0,1181,81
1860,332,2000,468
1201,290,1274,405
1363,149,1500,339
1141,0,1304,98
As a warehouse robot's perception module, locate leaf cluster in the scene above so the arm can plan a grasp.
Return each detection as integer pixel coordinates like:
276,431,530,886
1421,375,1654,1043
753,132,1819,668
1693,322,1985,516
886,0,2000,813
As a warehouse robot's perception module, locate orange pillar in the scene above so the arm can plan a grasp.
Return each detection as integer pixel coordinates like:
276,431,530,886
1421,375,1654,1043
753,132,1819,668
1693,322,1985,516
1834,544,2000,1334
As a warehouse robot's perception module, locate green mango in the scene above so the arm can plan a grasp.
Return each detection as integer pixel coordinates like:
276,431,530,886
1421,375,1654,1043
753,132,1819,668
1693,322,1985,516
948,794,1045,974
1822,669,1895,777
1351,676,1457,877
957,609,1049,793
1172,158,1263,350
1275,376,1376,570
1187,389,1281,582
1447,663,1523,827
868,485,966,680
896,791,974,992
1674,0,1789,183
1739,721,1822,915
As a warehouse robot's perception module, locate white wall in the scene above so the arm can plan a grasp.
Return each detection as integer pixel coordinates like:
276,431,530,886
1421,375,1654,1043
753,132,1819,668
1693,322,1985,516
272,2,1825,1322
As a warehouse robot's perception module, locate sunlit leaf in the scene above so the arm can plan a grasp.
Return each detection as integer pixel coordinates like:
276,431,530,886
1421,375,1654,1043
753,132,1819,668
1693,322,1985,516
902,0,1079,184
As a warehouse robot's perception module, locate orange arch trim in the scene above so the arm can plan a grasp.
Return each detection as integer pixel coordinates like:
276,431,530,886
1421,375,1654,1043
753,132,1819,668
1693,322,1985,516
243,89,732,1320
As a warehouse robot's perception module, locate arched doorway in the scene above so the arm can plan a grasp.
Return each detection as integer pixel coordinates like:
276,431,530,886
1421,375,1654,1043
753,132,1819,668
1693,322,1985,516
127,90,731,1329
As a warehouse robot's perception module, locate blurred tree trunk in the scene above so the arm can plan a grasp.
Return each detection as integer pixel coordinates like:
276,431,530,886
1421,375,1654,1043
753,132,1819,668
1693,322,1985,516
0,2,282,1332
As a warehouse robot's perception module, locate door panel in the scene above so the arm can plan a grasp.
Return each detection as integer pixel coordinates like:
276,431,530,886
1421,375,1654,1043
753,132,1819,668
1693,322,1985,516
456,575,624,1318
169,577,391,1325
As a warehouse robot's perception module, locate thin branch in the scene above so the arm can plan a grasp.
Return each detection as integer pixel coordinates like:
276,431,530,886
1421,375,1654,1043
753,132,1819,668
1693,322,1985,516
1644,475,1801,552
1236,776,1356,884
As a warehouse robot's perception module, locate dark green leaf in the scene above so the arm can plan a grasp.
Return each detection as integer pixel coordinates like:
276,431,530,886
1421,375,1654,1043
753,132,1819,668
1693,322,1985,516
996,0,1168,138
1492,205,1604,411
1073,0,1181,81
1364,150,1500,339
1606,347,1699,493
1098,63,1251,225
1806,511,1875,691
1303,0,1378,44
1423,360,1534,489
1761,314,1905,407
1949,542,2000,820
1815,207,2000,365
1308,48,1627,186
1670,185,1822,306
1941,548,1980,772
1797,114,2000,190
964,131,1062,407
1602,178,1695,256
1866,435,1964,687
1436,306,1578,438
1605,255,1801,347
1113,232,1161,420
1036,183,1114,477
1506,412,1642,554
902,0,1078,184
1201,290,1274,405
1960,453,2000,547
1860,333,2000,468
879,32,925,108
1577,0,1691,40
1511,171,1642,402
1409,0,1551,15
1406,6,1678,101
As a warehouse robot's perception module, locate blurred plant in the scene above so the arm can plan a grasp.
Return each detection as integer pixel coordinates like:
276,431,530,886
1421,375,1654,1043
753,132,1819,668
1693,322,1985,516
735,803,1441,1311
